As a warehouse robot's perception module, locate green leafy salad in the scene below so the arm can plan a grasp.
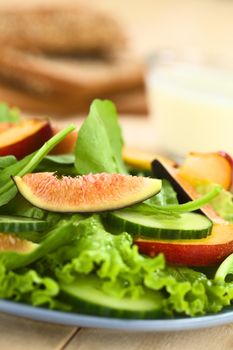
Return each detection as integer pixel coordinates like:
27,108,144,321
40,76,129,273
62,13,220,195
0,99,232,319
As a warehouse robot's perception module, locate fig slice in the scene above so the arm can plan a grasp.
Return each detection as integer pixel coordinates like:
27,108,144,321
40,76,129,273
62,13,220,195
14,172,162,213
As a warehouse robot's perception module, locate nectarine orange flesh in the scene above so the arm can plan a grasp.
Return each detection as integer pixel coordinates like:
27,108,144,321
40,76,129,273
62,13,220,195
123,147,176,171
0,119,53,159
179,152,233,190
50,126,77,154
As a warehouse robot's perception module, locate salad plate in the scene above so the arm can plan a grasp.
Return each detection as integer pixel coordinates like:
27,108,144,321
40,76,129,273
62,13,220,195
0,100,233,332
0,300,233,331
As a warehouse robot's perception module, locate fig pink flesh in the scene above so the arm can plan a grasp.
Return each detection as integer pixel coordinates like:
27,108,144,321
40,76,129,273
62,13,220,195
15,172,161,212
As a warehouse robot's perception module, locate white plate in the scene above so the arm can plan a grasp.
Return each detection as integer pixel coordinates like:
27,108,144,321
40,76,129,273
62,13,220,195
0,300,232,332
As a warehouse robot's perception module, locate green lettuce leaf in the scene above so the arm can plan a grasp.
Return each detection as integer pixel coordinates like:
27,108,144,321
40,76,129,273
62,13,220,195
196,183,233,221
0,104,20,122
0,263,60,308
75,99,127,174
44,215,233,317
146,179,179,206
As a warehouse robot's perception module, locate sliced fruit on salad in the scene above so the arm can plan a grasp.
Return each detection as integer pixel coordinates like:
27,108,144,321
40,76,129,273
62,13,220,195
178,151,233,191
14,172,162,213
122,147,176,171
0,119,53,159
135,222,233,266
0,233,36,253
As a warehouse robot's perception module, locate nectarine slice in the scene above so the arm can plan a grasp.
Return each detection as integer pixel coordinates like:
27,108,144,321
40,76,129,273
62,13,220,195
0,119,53,159
50,126,77,154
123,147,176,171
0,233,36,253
135,222,233,266
0,122,13,134
179,152,233,190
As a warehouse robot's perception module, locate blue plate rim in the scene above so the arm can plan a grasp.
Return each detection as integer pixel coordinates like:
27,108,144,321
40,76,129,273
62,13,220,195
0,299,232,332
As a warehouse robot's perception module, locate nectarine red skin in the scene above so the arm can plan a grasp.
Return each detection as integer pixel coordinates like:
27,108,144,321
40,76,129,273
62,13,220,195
0,120,53,159
136,239,233,266
135,223,233,266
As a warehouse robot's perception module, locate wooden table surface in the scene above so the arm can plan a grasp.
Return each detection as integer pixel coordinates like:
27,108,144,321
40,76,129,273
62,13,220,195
0,116,232,349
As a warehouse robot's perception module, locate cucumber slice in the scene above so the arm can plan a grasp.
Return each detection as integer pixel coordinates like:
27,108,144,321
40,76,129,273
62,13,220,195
0,215,48,233
60,274,162,319
106,211,212,240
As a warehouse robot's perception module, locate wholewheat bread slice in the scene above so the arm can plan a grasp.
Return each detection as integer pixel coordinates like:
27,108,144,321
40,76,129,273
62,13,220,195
0,4,125,54
0,49,144,96
0,83,147,116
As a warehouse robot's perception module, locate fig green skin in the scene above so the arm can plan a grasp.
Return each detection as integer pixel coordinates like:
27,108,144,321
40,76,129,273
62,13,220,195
13,174,162,213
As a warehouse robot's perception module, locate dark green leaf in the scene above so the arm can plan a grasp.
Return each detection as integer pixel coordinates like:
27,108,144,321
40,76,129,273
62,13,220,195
75,99,127,174
0,156,17,169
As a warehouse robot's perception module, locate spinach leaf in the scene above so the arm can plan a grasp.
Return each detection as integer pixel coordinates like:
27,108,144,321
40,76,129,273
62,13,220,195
75,99,127,174
36,154,77,175
0,153,34,206
44,154,75,165
0,156,17,169
0,104,20,122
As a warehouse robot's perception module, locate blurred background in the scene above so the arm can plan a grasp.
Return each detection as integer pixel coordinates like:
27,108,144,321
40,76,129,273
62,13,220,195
1,0,233,152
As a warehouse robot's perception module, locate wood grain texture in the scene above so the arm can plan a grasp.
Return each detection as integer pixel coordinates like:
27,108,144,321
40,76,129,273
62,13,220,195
65,324,233,350
0,313,77,350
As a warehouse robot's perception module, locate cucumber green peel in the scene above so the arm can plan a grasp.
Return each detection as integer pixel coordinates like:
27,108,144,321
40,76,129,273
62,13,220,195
107,211,212,240
0,215,48,233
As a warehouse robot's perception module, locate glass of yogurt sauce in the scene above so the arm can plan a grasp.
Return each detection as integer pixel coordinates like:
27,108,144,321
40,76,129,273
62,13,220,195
147,54,233,158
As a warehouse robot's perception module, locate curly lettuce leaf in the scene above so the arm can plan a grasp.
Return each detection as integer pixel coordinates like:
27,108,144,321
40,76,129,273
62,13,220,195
196,183,233,221
146,179,179,206
0,263,70,310
0,214,232,317
44,215,233,317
